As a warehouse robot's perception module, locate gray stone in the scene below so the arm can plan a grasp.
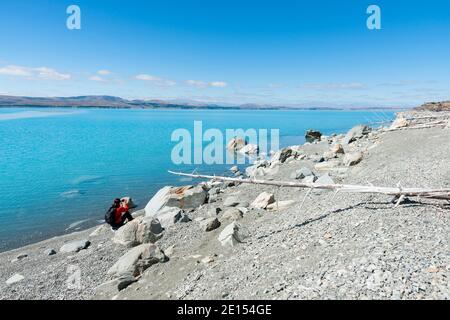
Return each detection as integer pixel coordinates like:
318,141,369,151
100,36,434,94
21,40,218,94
251,192,275,209
44,249,57,256
145,185,207,218
309,154,325,163
291,167,314,180
343,152,363,166
223,196,240,207
342,125,371,145
230,166,239,173
201,218,221,232
11,253,28,263
6,274,25,285
95,275,138,296
218,222,250,247
107,243,167,277
222,208,244,221
60,239,91,253
113,216,163,247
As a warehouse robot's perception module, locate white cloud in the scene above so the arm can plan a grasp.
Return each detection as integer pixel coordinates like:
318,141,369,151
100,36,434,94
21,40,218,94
34,67,71,81
97,70,111,75
186,80,228,88
135,74,161,81
135,74,176,86
0,65,33,77
0,65,71,81
209,81,228,88
89,75,106,82
186,79,207,88
299,82,365,90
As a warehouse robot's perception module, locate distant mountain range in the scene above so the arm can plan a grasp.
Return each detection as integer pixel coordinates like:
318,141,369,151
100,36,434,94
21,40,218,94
0,95,403,110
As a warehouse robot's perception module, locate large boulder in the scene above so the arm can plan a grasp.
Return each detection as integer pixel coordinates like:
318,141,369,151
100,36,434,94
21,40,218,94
153,206,184,229
305,130,322,143
343,152,363,166
342,125,371,145
144,186,172,217
145,185,207,218
251,192,275,209
60,239,91,253
218,222,249,247
113,216,163,247
107,243,168,278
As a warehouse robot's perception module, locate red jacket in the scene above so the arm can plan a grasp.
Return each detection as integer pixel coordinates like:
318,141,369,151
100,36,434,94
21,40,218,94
115,205,129,224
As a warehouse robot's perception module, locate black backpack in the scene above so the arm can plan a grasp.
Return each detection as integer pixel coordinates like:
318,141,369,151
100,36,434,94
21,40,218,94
105,206,116,225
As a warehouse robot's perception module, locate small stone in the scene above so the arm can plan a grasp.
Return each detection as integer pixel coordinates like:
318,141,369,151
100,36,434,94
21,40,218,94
230,166,239,173
201,218,221,232
11,253,28,263
60,239,91,253
223,196,240,207
343,152,363,166
44,249,57,256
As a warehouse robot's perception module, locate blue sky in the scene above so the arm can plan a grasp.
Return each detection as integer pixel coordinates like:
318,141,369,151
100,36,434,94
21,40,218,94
0,0,449,107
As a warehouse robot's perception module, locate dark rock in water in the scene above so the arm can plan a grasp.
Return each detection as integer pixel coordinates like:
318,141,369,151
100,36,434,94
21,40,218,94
305,130,322,143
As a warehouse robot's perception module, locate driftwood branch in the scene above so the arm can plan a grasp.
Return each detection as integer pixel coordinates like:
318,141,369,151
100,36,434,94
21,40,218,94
168,171,450,201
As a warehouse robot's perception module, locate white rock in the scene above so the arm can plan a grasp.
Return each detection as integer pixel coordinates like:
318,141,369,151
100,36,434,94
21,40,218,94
343,152,363,166
266,200,297,211
107,243,167,277
218,222,249,247
60,239,90,253
200,217,221,232
251,192,275,209
6,274,25,285
144,186,172,217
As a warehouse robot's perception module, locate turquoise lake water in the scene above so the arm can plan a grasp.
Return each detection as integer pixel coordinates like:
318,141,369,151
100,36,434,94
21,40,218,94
0,108,395,251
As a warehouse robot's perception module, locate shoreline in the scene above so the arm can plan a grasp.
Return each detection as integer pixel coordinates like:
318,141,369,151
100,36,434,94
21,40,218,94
1,108,448,300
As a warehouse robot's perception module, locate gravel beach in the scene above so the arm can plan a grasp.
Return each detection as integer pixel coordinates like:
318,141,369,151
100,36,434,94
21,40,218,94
1,109,449,300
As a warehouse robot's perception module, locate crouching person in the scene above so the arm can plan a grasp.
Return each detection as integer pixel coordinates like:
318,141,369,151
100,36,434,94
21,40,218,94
105,198,134,230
